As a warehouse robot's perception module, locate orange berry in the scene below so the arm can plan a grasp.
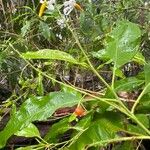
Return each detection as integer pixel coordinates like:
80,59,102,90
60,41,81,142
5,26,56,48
74,106,85,117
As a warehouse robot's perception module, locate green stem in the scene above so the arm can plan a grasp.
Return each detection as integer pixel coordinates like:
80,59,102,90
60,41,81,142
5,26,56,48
131,114,150,135
65,21,131,116
57,9,129,114
111,62,116,89
87,135,150,148
10,42,150,138
131,82,150,114
9,43,130,117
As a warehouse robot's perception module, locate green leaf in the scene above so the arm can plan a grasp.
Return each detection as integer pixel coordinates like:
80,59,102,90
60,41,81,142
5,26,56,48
135,114,149,128
0,91,81,148
21,21,31,37
15,123,40,138
106,21,141,68
16,145,39,150
44,117,70,142
127,124,147,135
133,52,145,65
37,73,44,95
115,77,144,92
113,141,135,150
105,77,144,99
91,49,109,60
136,93,150,113
144,63,150,85
39,21,51,40
75,114,92,129
115,68,125,78
144,63,150,93
22,49,86,66
69,112,124,150
44,114,93,143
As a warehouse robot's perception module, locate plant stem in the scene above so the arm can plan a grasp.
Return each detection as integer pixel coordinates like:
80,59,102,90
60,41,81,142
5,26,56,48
87,135,150,148
10,42,150,138
131,115,150,135
65,20,131,115
9,43,130,117
131,82,150,114
111,62,116,89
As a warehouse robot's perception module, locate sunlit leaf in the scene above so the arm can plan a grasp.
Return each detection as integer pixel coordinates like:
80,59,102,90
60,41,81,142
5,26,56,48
0,91,81,148
91,49,109,60
106,21,141,68
22,49,87,66
16,145,39,150
15,123,40,138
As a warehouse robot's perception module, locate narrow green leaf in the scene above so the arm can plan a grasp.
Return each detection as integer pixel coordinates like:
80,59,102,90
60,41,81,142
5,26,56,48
0,91,81,148
16,145,38,150
15,123,40,138
22,49,86,66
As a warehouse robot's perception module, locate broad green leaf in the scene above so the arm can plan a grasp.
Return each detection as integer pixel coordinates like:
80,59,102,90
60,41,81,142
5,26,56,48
104,77,144,99
136,93,150,113
22,49,86,66
44,117,70,142
0,91,81,148
135,114,149,128
15,123,40,138
106,21,141,68
91,49,109,60
127,124,147,135
115,77,144,92
69,112,124,150
127,114,149,136
44,114,92,143
75,114,92,129
112,141,135,150
39,21,51,40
